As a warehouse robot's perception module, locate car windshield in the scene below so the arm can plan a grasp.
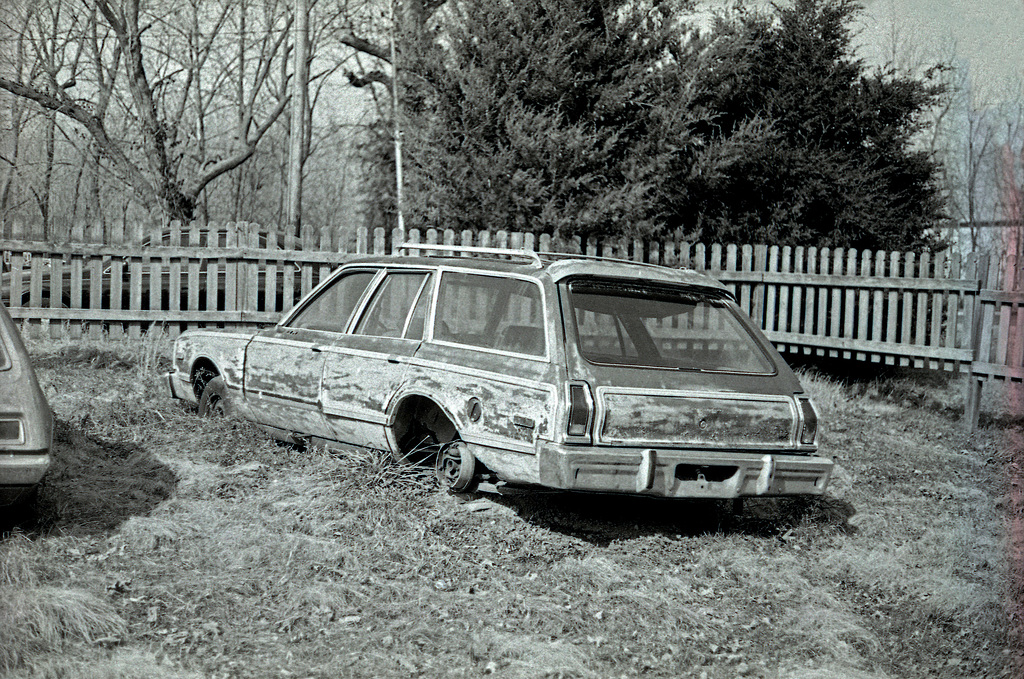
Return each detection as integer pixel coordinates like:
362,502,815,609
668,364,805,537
567,279,775,374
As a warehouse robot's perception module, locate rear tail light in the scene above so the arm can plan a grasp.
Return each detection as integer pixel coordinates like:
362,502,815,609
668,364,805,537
798,398,818,445
566,382,594,440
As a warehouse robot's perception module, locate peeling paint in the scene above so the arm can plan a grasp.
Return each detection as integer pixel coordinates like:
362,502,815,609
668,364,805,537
600,392,796,447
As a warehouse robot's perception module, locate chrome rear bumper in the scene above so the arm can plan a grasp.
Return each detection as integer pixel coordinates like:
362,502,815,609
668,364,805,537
537,444,832,498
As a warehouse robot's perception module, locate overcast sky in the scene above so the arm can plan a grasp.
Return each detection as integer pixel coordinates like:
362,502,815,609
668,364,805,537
855,0,1024,99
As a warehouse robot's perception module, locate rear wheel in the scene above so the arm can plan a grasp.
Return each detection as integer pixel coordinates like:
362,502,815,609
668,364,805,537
435,440,476,492
198,376,229,417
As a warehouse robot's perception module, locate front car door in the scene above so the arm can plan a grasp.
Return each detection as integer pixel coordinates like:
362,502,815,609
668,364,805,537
243,268,378,437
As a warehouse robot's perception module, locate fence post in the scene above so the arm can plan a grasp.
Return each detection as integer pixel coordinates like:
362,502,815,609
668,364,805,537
965,254,989,432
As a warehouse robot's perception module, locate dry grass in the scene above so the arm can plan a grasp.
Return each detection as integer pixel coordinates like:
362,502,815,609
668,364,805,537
0,340,1019,678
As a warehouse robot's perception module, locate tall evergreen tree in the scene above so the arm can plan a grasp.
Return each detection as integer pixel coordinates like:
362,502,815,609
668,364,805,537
676,0,947,249
387,0,704,241
367,0,947,250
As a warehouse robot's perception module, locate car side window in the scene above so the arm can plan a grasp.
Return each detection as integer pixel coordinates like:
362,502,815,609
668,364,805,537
434,272,546,356
403,276,434,341
288,270,376,333
354,271,431,338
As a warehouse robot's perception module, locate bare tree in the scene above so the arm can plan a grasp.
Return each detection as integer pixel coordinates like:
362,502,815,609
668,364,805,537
0,7,36,222
0,0,292,226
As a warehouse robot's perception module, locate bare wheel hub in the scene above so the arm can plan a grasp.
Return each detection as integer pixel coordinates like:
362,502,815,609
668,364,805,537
435,441,476,492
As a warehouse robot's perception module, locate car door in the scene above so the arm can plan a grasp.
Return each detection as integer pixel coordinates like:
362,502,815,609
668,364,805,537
243,268,378,437
319,268,433,450
407,270,559,464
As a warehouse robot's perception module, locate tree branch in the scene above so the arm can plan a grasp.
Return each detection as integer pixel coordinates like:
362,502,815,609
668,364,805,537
339,33,390,63
345,69,391,89
185,95,290,199
0,75,159,210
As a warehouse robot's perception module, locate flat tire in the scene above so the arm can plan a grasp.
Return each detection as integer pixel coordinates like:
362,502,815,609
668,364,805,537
198,375,229,418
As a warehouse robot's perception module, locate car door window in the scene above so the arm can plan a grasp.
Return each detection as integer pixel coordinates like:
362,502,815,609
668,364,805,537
434,272,546,356
403,276,434,340
288,270,376,333
354,272,431,338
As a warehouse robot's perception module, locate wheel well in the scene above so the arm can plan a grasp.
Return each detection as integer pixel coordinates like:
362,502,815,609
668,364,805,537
391,395,458,462
190,359,220,401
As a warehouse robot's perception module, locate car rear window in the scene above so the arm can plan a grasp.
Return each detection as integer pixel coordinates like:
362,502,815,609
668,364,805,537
567,279,775,374
434,272,546,356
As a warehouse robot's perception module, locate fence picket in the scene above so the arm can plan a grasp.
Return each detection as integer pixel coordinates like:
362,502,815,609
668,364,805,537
899,252,915,366
129,254,143,340
70,252,83,339
831,249,845,359
776,246,790,338
1013,298,1024,374
909,252,926,368
753,244,768,328
803,247,818,355
789,247,803,341
929,251,946,370
885,251,900,364
856,250,870,362
841,249,856,359
979,256,998,366
48,256,64,339
108,256,124,340
871,251,885,362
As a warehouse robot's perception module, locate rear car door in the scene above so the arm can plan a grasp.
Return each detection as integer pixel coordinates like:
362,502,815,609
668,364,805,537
319,268,433,450
243,268,378,436
406,270,559,478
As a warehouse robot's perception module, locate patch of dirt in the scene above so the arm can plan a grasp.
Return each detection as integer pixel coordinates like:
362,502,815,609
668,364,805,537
3,419,177,536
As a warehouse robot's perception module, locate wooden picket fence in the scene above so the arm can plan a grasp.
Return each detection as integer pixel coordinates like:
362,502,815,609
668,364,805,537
2,220,1022,427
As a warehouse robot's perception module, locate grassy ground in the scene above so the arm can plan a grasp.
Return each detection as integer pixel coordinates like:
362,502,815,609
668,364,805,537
1,336,1021,678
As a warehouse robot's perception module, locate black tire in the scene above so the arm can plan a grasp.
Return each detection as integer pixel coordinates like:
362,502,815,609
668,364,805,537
435,440,476,492
198,375,229,417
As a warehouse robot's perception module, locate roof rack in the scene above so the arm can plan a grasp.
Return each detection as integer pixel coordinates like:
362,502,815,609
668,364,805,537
536,251,677,271
396,242,543,268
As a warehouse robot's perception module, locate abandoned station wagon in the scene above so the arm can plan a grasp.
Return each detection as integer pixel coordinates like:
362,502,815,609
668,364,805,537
166,245,832,498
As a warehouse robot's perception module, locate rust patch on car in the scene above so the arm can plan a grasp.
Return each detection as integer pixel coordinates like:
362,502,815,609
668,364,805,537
600,392,795,447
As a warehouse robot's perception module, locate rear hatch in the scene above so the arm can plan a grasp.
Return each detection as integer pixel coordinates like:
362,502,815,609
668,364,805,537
559,277,813,451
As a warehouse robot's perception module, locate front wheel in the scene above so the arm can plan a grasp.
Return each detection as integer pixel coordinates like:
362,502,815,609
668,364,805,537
198,375,229,418
435,440,476,492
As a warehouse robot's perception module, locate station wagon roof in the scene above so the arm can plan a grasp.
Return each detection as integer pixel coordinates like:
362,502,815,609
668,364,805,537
341,252,728,292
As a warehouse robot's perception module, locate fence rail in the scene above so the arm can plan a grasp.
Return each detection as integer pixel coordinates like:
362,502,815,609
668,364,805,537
3,221,1022,427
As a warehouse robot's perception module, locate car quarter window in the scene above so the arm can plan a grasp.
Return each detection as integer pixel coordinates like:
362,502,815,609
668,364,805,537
288,270,377,333
354,271,432,338
434,272,546,356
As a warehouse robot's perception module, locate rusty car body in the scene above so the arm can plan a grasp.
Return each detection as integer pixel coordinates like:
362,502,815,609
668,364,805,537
0,302,53,507
166,245,831,498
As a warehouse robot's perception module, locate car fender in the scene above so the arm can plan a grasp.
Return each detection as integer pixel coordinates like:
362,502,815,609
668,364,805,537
383,384,466,450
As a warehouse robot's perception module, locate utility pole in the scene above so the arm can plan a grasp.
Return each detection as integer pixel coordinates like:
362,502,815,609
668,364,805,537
286,0,310,238
390,0,405,232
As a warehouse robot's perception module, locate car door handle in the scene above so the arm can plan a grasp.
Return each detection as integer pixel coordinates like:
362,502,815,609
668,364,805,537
311,346,322,353
387,355,401,364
